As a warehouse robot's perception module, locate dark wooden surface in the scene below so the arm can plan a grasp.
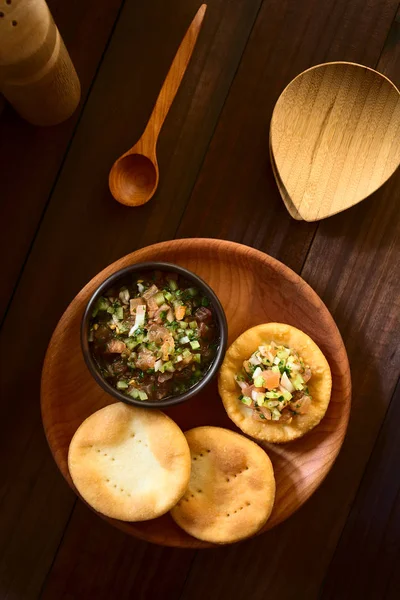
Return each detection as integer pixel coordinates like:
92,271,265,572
0,0,399,598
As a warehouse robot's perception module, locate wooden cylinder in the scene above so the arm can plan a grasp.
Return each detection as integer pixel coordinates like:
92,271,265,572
0,0,81,126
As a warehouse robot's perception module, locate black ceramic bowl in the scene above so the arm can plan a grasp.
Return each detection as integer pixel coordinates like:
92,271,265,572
81,262,228,408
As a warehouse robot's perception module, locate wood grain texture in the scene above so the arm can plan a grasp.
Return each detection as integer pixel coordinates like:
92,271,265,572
0,0,399,597
0,0,123,322
41,502,196,600
269,138,302,220
320,381,400,600
270,62,400,221
41,239,350,547
0,0,264,594
318,12,400,600
0,0,81,126
109,4,207,206
171,1,400,599
176,0,399,272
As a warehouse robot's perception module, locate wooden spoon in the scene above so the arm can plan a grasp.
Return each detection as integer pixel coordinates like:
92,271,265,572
109,4,207,207
269,135,302,220
270,62,400,221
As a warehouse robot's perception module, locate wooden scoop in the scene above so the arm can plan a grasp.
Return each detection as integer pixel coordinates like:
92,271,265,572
270,62,400,221
269,136,302,220
109,4,207,207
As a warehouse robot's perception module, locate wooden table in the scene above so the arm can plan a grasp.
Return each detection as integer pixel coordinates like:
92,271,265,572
0,1,399,598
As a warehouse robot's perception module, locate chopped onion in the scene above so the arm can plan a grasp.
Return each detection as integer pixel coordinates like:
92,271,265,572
235,379,248,390
266,400,279,408
256,393,265,406
252,366,262,379
119,289,130,304
137,283,144,293
179,336,190,344
249,355,261,366
154,359,163,372
128,304,146,336
280,372,294,392
175,354,183,363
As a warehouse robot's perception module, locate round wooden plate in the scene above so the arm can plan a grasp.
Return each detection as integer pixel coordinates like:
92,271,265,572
41,239,351,547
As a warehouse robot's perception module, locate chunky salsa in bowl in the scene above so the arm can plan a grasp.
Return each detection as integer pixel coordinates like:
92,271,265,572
81,262,227,408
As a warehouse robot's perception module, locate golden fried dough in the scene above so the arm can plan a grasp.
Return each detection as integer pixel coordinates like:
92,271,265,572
68,403,190,521
219,323,332,443
170,426,275,543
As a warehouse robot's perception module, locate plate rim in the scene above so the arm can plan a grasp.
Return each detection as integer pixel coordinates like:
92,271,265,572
41,238,351,547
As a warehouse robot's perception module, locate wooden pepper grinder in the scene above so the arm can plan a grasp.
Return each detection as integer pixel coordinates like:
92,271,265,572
0,0,80,126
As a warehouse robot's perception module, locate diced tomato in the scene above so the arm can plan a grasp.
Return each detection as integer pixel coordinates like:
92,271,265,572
261,370,280,389
175,305,186,321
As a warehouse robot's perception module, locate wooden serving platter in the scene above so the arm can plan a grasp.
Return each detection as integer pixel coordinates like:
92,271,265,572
41,239,351,547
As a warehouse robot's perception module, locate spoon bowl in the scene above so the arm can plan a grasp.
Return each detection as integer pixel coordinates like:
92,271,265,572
109,4,207,207
270,62,400,221
109,153,158,206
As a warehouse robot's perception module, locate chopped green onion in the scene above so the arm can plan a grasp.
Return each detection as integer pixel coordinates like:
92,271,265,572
117,381,129,390
168,279,178,291
201,297,210,306
189,321,197,330
241,396,252,406
179,336,190,344
138,391,148,401
180,322,188,329
254,376,265,388
271,408,281,421
129,389,140,399
291,374,305,391
279,388,293,401
164,361,175,373
255,393,265,406
154,292,165,306
186,287,198,297
193,353,201,363
190,340,200,350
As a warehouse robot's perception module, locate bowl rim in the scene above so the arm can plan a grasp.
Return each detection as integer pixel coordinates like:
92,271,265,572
81,261,228,408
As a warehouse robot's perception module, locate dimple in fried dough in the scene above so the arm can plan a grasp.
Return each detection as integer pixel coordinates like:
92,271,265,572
68,403,191,521
170,427,275,544
218,323,332,443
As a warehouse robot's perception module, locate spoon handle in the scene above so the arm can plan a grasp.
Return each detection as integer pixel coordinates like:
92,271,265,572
143,4,207,150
